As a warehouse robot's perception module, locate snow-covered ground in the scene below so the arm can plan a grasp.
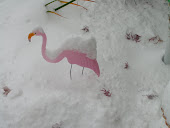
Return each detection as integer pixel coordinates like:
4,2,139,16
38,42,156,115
1,0,170,128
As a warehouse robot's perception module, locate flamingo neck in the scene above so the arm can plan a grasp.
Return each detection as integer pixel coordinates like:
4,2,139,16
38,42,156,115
41,33,64,63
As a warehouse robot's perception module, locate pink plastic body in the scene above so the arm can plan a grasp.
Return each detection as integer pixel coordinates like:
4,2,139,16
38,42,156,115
41,33,100,77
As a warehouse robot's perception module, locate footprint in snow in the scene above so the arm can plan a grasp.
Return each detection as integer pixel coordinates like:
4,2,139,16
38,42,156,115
8,89,23,99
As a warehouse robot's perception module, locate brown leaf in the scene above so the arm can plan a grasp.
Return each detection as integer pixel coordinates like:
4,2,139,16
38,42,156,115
3,86,11,96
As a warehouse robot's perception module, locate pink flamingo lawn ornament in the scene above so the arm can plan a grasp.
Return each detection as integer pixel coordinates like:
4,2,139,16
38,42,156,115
28,27,100,79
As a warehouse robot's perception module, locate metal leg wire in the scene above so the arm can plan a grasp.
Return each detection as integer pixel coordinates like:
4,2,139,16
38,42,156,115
70,64,72,80
82,67,84,75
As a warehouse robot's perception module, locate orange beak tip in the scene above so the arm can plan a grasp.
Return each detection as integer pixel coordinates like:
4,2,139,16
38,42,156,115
28,33,35,42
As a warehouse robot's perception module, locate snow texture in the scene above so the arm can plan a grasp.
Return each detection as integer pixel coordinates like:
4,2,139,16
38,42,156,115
0,0,170,128
46,36,97,60
32,27,45,34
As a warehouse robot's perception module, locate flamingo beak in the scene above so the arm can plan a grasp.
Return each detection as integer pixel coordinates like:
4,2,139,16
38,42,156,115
28,33,35,42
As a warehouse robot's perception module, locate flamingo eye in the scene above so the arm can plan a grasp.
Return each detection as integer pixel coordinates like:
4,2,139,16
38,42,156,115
35,33,36,34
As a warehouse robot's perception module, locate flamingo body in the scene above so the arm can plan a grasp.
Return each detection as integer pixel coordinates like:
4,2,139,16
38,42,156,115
28,27,100,77
63,50,100,76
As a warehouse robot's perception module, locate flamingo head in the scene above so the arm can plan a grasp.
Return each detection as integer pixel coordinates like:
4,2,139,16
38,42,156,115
28,27,44,42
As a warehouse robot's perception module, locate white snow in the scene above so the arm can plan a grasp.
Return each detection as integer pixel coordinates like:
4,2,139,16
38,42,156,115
0,0,170,128
46,36,97,60
32,27,45,34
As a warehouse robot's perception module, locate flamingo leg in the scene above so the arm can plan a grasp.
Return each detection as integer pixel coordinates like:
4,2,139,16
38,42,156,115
70,64,72,80
82,67,84,75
